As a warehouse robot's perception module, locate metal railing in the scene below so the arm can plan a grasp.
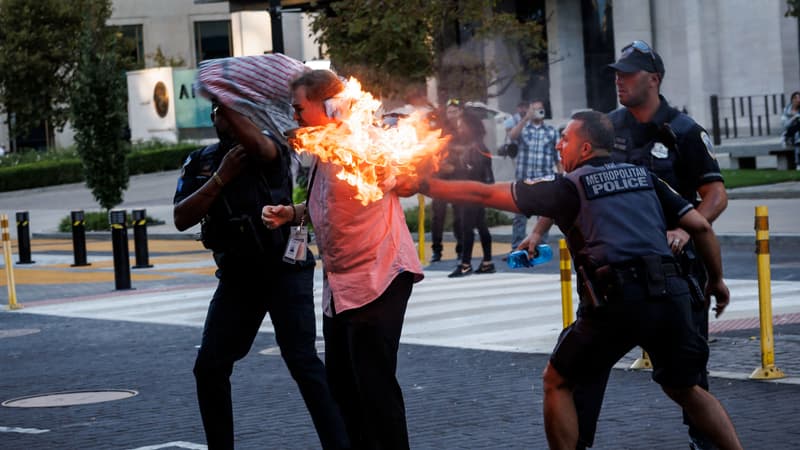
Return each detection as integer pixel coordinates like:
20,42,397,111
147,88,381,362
709,93,786,145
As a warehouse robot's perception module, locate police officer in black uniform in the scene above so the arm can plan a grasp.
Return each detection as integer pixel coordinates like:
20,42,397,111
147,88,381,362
396,110,742,450
173,102,348,449
527,41,728,450
580,40,728,450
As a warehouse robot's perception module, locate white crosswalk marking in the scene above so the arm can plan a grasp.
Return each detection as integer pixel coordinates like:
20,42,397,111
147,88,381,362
19,270,800,354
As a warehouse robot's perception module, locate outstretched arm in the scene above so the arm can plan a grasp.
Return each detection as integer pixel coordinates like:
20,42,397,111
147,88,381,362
218,105,280,162
421,178,520,213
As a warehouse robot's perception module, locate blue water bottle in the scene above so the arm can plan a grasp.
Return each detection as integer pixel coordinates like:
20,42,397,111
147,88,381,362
506,244,553,269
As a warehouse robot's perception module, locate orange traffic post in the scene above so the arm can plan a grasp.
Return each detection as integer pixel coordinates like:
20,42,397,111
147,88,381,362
750,205,785,380
559,239,574,328
418,193,426,262
1,214,22,310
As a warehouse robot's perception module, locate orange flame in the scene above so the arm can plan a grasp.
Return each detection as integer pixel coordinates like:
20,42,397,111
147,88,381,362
291,77,449,205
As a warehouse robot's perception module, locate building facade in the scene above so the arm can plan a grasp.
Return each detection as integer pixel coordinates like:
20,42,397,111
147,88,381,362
1,0,797,151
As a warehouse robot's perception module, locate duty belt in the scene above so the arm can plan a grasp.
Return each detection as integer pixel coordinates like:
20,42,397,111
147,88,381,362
595,258,680,284
583,256,681,306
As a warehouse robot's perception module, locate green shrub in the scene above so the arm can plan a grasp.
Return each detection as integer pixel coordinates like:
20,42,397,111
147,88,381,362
0,159,84,191
0,142,201,192
128,143,199,175
58,210,165,232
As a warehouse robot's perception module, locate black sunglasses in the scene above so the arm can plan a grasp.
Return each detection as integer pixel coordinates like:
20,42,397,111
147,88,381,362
621,40,658,73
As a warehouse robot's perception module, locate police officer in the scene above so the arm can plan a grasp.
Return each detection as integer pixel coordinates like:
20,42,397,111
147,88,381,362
396,110,742,449
173,102,348,449
527,41,728,450
587,40,729,450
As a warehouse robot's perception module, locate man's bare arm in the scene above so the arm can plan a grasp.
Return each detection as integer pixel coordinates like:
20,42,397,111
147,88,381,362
423,179,520,213
218,105,279,162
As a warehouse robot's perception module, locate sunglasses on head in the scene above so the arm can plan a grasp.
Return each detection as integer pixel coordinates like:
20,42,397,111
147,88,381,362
621,40,658,73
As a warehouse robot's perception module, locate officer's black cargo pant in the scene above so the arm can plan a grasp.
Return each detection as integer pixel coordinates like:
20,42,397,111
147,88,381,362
193,255,349,449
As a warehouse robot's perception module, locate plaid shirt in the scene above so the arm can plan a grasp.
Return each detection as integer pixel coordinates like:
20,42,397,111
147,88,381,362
515,122,559,180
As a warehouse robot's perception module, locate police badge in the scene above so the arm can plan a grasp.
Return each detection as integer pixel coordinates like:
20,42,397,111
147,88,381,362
650,142,669,159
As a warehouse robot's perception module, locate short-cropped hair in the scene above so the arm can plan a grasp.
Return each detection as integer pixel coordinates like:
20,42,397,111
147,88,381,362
571,110,614,152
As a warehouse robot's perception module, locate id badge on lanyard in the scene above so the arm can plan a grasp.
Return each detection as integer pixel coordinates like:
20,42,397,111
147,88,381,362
283,225,308,264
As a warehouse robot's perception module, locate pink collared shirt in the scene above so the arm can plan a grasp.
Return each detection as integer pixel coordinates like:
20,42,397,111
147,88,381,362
308,160,424,317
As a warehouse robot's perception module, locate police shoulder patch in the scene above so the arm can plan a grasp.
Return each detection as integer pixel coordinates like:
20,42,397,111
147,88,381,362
523,174,556,185
700,131,716,160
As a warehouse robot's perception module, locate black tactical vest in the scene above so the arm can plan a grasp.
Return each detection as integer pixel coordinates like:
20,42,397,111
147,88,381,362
609,107,696,202
195,142,293,260
563,162,674,268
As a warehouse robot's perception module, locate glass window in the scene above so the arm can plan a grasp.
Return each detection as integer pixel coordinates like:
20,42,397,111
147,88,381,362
115,24,144,70
195,20,232,63
581,0,616,112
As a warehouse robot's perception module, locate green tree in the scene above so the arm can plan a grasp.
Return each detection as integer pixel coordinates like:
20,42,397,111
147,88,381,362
787,0,800,16
70,2,130,210
310,0,546,102
0,0,87,142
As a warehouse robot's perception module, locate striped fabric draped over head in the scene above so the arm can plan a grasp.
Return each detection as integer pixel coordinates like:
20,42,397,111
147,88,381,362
194,53,311,147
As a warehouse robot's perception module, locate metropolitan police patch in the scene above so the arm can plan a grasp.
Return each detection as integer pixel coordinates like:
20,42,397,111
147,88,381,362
580,166,653,200
700,131,715,159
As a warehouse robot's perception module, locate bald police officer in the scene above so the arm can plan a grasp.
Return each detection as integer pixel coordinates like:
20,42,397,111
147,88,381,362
396,110,742,450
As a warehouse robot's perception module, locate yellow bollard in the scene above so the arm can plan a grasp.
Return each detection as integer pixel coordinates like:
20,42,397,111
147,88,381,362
1,214,23,310
559,239,574,328
750,205,785,379
417,193,426,262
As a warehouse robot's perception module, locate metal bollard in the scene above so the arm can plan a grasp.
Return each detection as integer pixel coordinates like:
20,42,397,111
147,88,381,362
750,205,785,379
109,209,132,290
15,211,35,264
2,214,23,310
559,239,574,329
418,194,426,262
70,210,90,267
131,209,153,269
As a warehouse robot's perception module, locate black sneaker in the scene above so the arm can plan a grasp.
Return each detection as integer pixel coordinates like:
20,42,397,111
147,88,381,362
475,262,496,274
431,252,442,262
448,264,472,278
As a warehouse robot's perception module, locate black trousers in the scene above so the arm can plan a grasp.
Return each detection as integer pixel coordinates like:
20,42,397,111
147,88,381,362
572,259,711,448
458,204,492,265
323,271,414,450
431,198,462,255
193,257,349,450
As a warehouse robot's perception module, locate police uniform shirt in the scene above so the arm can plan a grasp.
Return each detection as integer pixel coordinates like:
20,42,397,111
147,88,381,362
173,132,293,261
174,132,290,207
609,96,723,205
511,157,692,265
